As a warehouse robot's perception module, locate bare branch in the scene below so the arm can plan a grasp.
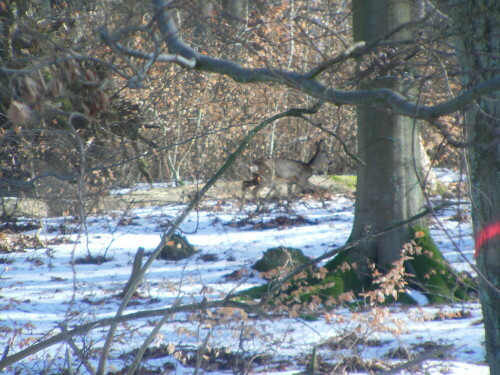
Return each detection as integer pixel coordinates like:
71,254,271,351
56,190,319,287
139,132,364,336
58,324,96,375
305,41,367,78
379,344,457,375
95,101,326,373
0,299,259,371
298,114,366,166
0,102,327,372
98,25,195,89
137,0,500,120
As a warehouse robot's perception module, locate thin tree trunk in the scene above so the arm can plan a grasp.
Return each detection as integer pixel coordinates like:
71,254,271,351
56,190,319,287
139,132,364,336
445,1,500,371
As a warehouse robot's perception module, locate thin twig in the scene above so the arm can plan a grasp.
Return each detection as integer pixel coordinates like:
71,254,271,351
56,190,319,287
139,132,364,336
194,329,212,375
124,308,176,375
58,324,96,375
379,344,457,374
299,115,366,166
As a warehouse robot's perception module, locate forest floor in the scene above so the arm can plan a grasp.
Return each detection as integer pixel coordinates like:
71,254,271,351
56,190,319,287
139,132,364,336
0,169,487,375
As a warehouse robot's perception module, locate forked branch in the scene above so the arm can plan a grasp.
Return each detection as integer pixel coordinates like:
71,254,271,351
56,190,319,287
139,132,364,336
114,0,500,120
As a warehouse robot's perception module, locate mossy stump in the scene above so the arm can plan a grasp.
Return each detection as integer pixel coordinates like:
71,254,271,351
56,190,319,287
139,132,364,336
159,234,197,261
252,247,310,275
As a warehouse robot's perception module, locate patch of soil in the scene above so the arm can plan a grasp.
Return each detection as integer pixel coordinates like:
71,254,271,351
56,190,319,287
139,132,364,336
117,216,140,226
321,356,390,373
385,346,411,359
108,363,175,375
224,268,253,281
412,340,451,357
226,214,315,231
199,253,218,262
81,297,107,306
226,218,253,228
182,348,272,372
73,255,112,265
228,215,315,231
46,223,80,235
253,215,314,230
0,257,14,264
44,237,77,246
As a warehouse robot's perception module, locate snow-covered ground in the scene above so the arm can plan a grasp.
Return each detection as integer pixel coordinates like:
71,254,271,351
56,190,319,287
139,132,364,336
0,171,488,374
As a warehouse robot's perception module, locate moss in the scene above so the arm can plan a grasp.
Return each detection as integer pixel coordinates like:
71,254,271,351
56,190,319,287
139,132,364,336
252,247,309,273
240,227,476,307
394,292,419,304
299,314,319,321
324,250,362,292
237,284,273,300
59,97,73,112
407,226,476,303
297,274,345,303
330,175,357,190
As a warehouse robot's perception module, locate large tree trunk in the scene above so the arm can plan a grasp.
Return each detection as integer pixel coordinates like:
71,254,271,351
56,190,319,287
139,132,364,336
348,0,425,272
245,0,474,306
445,1,500,372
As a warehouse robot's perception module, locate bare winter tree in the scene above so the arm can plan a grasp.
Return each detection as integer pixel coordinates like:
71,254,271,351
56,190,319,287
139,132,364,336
98,0,499,372
0,0,498,373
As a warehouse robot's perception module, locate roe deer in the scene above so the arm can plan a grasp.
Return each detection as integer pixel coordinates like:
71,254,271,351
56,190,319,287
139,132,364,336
243,140,332,200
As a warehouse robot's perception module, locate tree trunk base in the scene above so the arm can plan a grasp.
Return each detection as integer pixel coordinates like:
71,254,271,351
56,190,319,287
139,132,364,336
241,228,477,307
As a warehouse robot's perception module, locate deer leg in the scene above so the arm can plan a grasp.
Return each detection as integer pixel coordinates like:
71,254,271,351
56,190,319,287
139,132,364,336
317,188,327,208
240,187,247,211
297,179,328,208
307,180,328,208
252,181,268,211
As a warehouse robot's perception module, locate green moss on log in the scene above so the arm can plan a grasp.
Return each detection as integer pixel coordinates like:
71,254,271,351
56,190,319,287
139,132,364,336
240,248,357,303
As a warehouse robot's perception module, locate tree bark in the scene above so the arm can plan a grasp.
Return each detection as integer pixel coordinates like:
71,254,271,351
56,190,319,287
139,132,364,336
444,1,500,372
349,0,425,273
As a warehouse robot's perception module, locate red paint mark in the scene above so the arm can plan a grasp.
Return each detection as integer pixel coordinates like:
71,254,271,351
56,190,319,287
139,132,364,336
475,222,500,258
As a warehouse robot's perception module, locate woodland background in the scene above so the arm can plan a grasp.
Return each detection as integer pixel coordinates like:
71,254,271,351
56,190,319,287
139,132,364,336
1,1,499,375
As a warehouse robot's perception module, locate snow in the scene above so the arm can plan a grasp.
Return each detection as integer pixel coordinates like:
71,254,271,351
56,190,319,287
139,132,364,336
0,171,489,374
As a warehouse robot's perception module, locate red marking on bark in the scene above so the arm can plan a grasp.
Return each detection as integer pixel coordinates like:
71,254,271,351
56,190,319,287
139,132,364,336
475,222,500,258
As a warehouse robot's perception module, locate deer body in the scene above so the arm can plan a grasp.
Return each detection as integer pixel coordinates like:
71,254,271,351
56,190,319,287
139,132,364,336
245,140,332,198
